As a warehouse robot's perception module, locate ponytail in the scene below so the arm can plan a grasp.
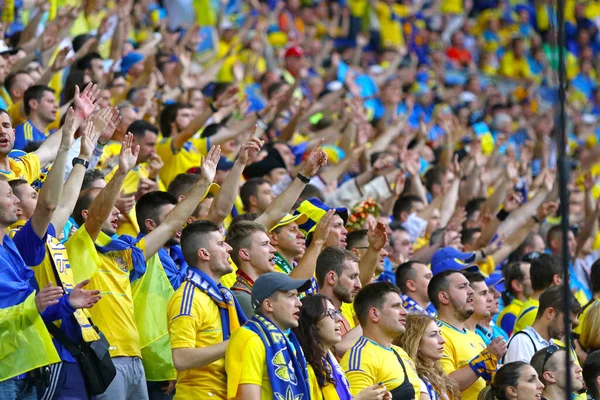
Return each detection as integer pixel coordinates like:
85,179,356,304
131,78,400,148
478,386,495,400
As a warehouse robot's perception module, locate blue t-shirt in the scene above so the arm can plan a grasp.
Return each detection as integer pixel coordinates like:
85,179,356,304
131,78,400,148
13,120,51,151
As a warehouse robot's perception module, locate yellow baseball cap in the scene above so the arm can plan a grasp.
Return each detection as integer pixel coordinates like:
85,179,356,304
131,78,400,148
201,183,220,202
270,213,309,232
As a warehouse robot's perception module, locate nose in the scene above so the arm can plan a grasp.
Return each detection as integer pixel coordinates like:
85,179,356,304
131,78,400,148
269,244,276,253
225,242,233,252
399,305,408,316
468,287,474,296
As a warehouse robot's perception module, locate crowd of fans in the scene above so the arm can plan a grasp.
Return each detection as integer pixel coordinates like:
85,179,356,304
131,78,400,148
3,0,600,399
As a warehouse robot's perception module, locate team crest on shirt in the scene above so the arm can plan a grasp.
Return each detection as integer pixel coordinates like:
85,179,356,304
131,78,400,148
272,349,297,384
114,255,128,273
274,387,304,400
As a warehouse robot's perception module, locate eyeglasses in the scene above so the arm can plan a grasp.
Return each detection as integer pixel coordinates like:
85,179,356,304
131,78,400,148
321,308,343,321
541,344,563,371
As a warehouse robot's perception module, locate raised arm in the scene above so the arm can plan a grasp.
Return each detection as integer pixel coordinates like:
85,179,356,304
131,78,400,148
84,133,139,241
30,108,76,238
207,129,264,224
144,146,220,259
358,221,388,286
255,146,328,230
51,118,99,233
289,210,334,280
35,83,100,166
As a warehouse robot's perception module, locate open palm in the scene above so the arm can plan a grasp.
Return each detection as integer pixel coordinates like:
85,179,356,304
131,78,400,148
119,133,140,172
74,83,100,120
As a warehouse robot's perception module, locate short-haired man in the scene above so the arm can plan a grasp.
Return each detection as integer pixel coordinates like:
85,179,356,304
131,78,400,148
584,350,600,400
240,178,274,214
13,85,57,149
514,254,564,333
463,272,509,345
341,282,420,398
316,246,362,357
531,345,584,400
225,272,312,399
395,261,436,317
429,270,507,400
227,220,277,318
167,221,247,399
497,261,533,335
504,285,580,364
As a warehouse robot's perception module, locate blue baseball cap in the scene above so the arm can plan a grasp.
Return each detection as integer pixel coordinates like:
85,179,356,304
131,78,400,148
432,247,476,268
485,273,505,293
432,258,479,275
120,52,144,74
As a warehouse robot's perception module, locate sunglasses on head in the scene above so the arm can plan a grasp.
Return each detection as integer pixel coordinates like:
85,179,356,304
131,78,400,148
542,344,564,371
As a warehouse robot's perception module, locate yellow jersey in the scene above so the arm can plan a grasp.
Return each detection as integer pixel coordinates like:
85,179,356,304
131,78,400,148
340,336,420,396
375,3,410,49
438,320,487,400
225,326,275,400
167,280,228,399
97,141,122,173
440,0,463,13
574,298,599,335
2,153,41,184
513,298,539,333
156,136,210,188
307,351,346,400
500,52,532,79
496,298,524,336
340,302,357,330
65,225,146,358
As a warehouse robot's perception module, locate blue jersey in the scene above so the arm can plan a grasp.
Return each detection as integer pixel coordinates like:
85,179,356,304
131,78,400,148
13,120,51,150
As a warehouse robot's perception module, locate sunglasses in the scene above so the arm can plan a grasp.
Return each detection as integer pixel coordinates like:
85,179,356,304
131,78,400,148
542,344,563,371
321,308,343,321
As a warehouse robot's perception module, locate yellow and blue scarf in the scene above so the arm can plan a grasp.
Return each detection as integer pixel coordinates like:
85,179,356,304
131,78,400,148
187,267,247,340
95,234,146,283
326,352,352,400
245,314,310,400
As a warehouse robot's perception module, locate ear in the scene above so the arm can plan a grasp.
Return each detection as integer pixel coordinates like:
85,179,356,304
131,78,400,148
262,297,275,313
505,386,518,398
178,195,185,203
81,209,89,221
546,307,556,322
438,290,450,306
552,274,561,286
144,218,158,233
351,248,360,258
369,307,380,323
28,99,38,112
249,195,257,208
268,232,278,246
511,279,522,294
186,216,195,225
170,121,178,135
543,370,556,384
326,271,337,286
239,248,251,262
198,248,210,262
405,279,417,292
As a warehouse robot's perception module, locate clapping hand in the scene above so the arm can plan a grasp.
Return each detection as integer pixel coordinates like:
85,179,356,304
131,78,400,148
118,133,140,174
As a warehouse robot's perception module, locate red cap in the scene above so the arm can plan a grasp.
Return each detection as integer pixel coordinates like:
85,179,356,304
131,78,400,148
284,46,304,58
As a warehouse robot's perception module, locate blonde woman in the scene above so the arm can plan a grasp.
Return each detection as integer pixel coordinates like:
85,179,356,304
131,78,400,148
393,314,460,400
580,302,600,354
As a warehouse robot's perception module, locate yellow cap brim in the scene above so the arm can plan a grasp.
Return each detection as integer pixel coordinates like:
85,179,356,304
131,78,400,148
270,213,309,232
201,183,220,202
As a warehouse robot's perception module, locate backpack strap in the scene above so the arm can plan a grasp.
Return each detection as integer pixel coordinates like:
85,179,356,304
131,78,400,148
503,330,537,364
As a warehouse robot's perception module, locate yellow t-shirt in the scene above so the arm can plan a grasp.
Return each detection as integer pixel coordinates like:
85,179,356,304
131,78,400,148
7,102,25,127
500,52,532,79
440,0,463,14
439,320,487,400
3,153,41,184
340,336,420,396
156,136,210,188
97,141,122,173
104,163,167,237
340,302,357,330
496,298,524,335
308,352,345,400
65,225,146,358
513,298,539,333
225,326,273,400
167,280,228,399
574,298,598,335
375,2,410,49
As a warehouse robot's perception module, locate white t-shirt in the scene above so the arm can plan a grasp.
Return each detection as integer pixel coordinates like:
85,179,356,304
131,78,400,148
503,326,552,364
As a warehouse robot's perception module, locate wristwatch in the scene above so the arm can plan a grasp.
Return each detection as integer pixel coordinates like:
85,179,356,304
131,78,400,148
72,157,90,169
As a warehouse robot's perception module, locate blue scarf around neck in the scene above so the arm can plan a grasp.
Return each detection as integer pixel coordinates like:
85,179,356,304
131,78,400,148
245,314,310,400
326,351,352,400
95,234,146,282
136,232,189,290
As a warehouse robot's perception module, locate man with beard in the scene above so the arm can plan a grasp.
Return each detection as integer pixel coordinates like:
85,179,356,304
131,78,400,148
429,270,507,400
340,282,420,398
497,261,533,336
316,246,362,358
531,345,585,400
504,285,580,364
66,139,221,399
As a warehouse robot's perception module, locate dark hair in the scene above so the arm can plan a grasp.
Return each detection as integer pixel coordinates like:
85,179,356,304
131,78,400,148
530,345,567,386
461,228,481,246
180,220,221,265
72,188,101,227
24,85,54,116
584,350,600,399
479,362,530,400
424,166,446,194
74,52,102,71
226,221,268,267
502,262,527,305
354,282,402,326
530,254,563,291
240,178,270,212
168,173,200,199
465,197,486,220
315,246,359,287
8,178,28,193
463,270,485,285
536,285,581,320
4,70,29,94
266,81,287,99
427,270,461,309
61,71,87,106
395,261,421,293
293,295,335,388
135,191,178,234
82,169,105,190
160,102,190,137
72,34,94,52
127,119,159,140
201,123,225,138
392,195,423,221
212,82,231,102
591,259,600,294
345,229,368,250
